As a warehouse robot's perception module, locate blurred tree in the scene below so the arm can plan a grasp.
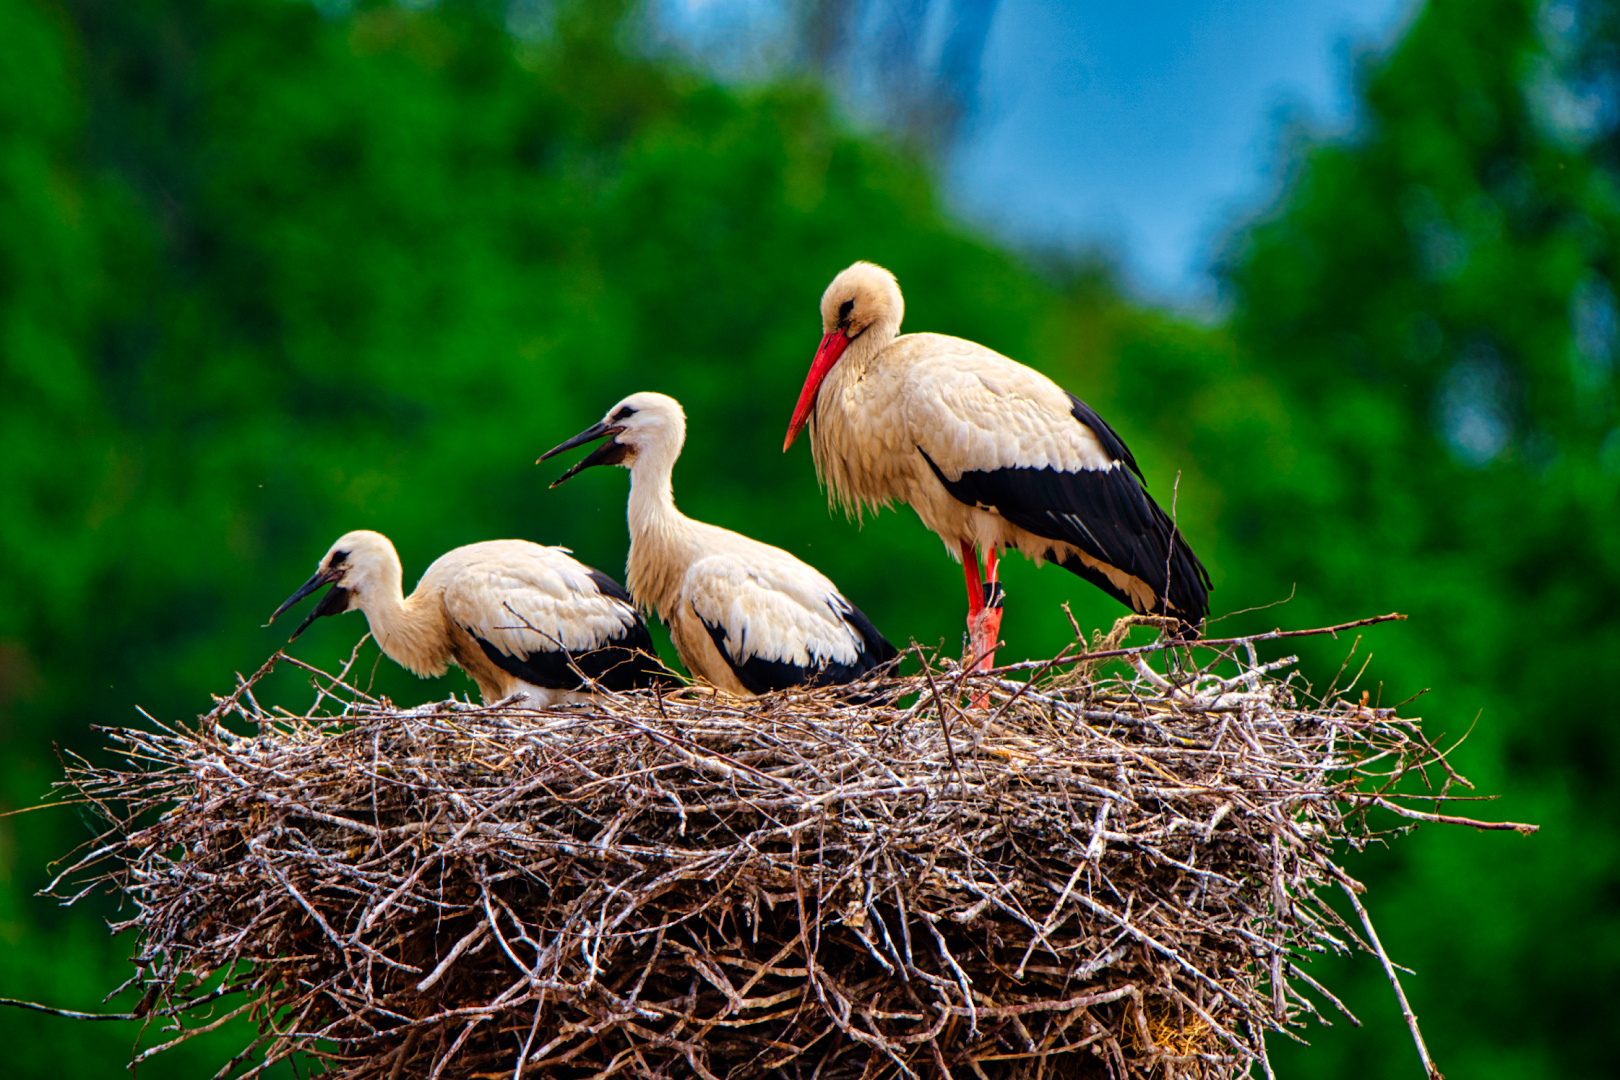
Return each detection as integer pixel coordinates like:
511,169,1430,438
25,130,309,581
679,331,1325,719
0,1,1051,1073
1070,1,1617,1076
645,0,1000,153
0,3,161,1072
793,0,1000,151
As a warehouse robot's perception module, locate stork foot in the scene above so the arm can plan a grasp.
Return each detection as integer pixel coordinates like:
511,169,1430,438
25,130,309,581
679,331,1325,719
966,604,1002,672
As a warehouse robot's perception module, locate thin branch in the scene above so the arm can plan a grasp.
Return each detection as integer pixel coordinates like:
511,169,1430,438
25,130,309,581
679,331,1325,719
24,615,1516,1080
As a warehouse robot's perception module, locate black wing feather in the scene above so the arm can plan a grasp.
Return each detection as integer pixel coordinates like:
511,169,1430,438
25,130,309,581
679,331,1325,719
584,567,635,605
1065,393,1142,480
471,565,674,692
473,615,673,692
698,599,898,696
919,396,1211,632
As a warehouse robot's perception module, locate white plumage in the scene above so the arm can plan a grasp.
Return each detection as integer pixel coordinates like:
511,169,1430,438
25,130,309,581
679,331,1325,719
541,392,896,696
785,261,1211,667
269,531,667,706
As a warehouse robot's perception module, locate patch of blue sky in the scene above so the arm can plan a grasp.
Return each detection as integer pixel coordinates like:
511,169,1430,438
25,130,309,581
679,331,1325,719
651,0,1419,309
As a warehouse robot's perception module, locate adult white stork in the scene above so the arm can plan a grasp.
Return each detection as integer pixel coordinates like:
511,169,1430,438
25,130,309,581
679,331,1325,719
784,261,1211,668
269,530,669,705
539,392,898,696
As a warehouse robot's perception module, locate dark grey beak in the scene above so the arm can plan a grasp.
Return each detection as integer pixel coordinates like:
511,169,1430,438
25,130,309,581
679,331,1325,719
269,567,351,641
538,422,628,488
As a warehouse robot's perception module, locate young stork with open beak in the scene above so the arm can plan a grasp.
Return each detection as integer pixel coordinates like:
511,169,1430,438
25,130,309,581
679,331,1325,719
784,261,1211,668
540,392,898,696
269,530,669,706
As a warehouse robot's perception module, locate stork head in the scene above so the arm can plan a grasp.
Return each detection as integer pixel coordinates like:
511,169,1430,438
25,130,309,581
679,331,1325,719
540,391,687,486
785,261,905,451
269,530,397,640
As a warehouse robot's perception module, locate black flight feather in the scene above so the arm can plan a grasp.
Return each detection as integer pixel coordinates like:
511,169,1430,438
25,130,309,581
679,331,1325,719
1064,393,1142,480
584,567,635,605
472,614,672,693
918,394,1210,633
697,599,897,696
468,566,673,692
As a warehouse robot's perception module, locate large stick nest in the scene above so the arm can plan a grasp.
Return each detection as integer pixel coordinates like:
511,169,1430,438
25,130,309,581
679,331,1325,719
46,616,1532,1080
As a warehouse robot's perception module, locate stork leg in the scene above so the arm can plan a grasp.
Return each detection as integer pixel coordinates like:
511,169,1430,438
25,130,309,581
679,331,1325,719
980,545,1004,668
960,541,1003,673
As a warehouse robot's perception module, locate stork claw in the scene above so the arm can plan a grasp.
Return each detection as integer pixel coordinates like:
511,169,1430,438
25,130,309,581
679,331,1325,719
966,605,1002,674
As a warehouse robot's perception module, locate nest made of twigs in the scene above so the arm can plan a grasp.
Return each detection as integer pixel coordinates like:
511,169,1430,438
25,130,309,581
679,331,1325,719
43,615,1534,1080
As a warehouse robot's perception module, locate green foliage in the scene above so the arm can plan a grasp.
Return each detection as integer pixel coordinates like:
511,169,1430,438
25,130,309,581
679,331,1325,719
0,0,1612,1076
1217,3,1618,1074
1067,5,1618,1075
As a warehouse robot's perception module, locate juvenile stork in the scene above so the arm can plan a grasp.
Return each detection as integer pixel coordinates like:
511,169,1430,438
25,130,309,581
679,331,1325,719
784,261,1211,668
540,392,897,696
269,530,669,705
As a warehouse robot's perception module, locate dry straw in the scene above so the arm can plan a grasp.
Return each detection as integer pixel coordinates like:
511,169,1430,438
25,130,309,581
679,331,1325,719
30,613,1535,1080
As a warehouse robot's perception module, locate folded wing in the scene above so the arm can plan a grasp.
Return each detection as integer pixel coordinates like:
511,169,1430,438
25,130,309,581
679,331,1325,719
684,553,896,695
908,352,1210,629
442,544,670,692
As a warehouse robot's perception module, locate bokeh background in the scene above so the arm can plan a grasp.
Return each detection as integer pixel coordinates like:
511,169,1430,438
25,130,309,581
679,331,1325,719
1,0,1615,1075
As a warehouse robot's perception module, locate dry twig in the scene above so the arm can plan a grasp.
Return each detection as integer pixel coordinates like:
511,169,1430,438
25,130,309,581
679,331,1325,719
31,618,1532,1079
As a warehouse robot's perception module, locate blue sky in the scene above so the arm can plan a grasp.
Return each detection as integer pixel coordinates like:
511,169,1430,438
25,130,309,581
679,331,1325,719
655,0,1419,305
950,1,1416,304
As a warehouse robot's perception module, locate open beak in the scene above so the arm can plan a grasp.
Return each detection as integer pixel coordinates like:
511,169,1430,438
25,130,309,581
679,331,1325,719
538,422,629,488
783,330,850,451
269,567,351,641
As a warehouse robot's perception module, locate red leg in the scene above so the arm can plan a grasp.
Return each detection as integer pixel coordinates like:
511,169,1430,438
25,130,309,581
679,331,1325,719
960,540,985,618
977,546,1002,670
960,541,1000,674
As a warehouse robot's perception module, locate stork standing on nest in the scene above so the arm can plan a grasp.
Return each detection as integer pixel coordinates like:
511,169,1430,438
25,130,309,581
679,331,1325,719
269,530,669,705
540,392,897,696
784,261,1211,669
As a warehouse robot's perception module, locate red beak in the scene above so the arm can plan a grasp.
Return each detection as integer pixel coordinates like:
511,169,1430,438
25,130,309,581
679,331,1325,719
784,331,850,451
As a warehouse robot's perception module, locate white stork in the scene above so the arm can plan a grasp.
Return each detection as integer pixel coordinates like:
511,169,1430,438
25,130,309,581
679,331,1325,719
269,530,669,705
783,261,1211,669
539,392,898,696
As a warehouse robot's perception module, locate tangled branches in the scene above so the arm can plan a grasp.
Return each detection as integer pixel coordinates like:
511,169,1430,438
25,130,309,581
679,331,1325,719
39,615,1534,1079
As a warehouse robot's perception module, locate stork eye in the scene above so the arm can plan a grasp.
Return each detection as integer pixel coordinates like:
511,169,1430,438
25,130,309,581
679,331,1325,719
838,299,855,321
329,551,349,567
610,406,637,423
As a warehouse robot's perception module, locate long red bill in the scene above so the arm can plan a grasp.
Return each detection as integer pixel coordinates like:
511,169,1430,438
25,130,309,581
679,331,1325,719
783,331,850,451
